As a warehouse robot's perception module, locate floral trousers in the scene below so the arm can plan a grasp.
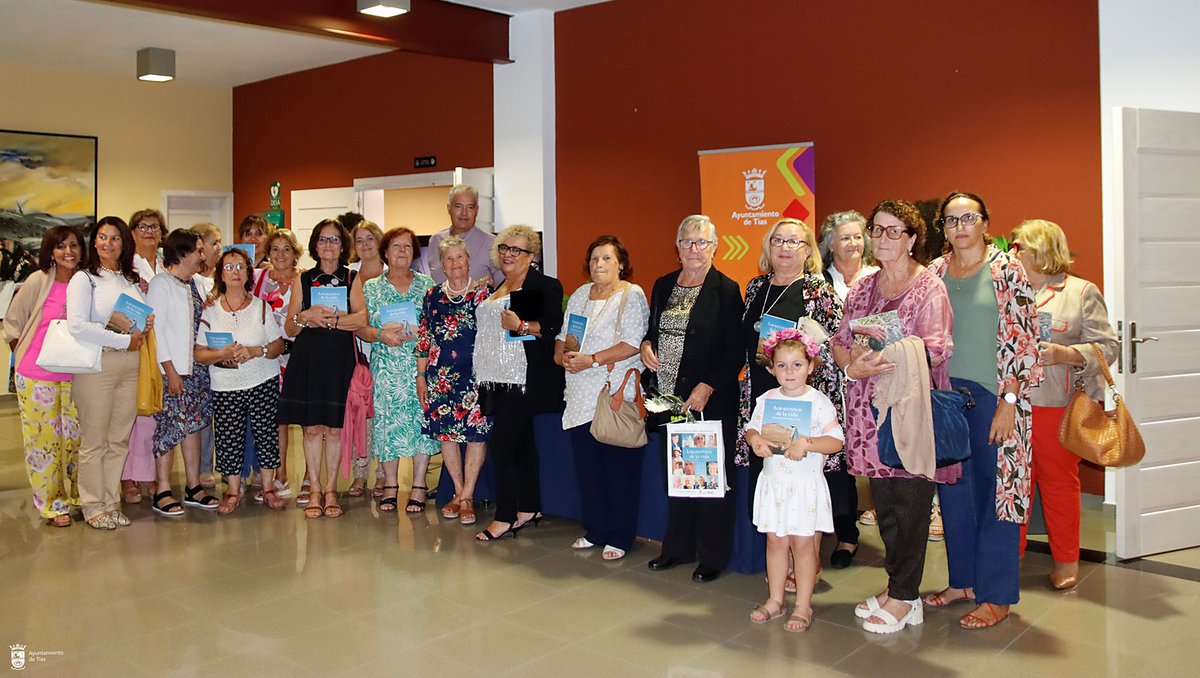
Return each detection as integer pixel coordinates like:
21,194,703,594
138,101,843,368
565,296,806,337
15,374,81,519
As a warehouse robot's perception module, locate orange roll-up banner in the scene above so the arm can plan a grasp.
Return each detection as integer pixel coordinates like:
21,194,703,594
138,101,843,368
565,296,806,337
698,143,815,289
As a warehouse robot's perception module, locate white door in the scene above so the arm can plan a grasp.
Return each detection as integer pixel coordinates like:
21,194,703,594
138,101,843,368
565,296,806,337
1110,107,1200,559
290,187,356,269
163,190,233,244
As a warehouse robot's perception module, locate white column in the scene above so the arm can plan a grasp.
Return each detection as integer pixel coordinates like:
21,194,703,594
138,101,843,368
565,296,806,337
493,9,557,274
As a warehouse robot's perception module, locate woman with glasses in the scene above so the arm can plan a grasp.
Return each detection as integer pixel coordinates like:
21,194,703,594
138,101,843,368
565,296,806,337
279,219,368,518
472,225,564,541
831,199,956,633
641,215,744,583
68,217,153,529
818,211,878,302
121,209,168,505
1008,219,1116,590
923,192,1041,629
738,218,849,576
195,248,287,513
146,230,217,516
355,228,438,513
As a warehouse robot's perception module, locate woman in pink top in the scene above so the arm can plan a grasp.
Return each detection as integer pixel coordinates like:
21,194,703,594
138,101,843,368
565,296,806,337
3,226,86,527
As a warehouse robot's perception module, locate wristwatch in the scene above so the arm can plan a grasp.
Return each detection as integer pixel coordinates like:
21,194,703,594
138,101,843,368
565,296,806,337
591,356,600,368
1002,392,1018,405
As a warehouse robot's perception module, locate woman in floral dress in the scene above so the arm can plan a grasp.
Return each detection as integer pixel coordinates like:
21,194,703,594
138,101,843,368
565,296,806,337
416,236,491,525
358,228,438,512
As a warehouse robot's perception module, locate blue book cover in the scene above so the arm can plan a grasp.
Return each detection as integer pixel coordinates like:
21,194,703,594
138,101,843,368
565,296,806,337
311,286,348,313
564,313,588,352
105,293,153,333
205,332,234,349
760,398,812,455
380,302,417,327
758,313,797,340
224,243,256,263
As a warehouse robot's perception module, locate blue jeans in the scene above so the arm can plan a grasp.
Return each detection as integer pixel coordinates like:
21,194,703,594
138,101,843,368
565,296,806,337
936,378,1021,605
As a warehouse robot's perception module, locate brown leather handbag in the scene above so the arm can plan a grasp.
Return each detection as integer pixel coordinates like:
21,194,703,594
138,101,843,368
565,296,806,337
1057,343,1145,467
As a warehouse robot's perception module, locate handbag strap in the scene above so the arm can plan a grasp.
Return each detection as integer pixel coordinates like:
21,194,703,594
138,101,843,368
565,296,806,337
605,282,632,375
1086,342,1123,401
610,367,646,417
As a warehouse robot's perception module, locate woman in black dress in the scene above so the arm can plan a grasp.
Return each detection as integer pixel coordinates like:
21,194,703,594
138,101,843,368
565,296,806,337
279,219,368,519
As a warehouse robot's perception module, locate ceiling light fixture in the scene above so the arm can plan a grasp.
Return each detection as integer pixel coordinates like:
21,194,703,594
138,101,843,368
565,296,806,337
357,0,410,18
137,47,175,82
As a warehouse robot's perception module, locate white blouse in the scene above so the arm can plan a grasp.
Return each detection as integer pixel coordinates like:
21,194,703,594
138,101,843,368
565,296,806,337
66,269,145,350
198,296,282,392
557,283,650,430
146,272,198,376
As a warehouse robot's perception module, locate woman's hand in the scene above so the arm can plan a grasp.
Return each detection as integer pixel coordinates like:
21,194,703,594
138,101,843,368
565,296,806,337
846,349,894,380
500,308,522,332
416,376,428,412
989,399,1017,445
379,325,406,347
562,350,594,374
640,341,659,372
127,328,145,352
144,313,155,333
1038,341,1083,367
684,382,714,414
166,370,183,396
852,324,887,343
303,305,336,328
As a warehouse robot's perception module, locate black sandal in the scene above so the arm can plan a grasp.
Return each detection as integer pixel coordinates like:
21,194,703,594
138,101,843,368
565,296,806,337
378,485,399,512
183,485,220,510
406,485,428,513
152,491,185,517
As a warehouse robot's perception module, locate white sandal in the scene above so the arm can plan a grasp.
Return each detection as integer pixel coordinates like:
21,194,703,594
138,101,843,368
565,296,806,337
602,546,626,560
855,594,885,619
862,599,923,634
571,537,595,550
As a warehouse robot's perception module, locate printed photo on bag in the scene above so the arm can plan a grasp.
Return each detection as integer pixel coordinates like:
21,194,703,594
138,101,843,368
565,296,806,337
667,421,726,498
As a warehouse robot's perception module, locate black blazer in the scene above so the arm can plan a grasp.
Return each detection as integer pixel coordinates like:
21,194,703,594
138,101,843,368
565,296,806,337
514,266,565,414
644,266,744,419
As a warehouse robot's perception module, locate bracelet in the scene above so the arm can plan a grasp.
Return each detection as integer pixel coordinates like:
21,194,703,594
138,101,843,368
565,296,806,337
519,320,530,335
377,327,383,342
841,365,856,382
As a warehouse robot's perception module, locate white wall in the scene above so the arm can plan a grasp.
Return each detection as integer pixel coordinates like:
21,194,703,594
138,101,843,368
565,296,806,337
492,10,557,274
1098,0,1200,504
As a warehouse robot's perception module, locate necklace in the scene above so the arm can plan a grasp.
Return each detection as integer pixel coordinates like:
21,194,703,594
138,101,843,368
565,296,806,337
443,279,470,303
223,294,251,314
753,273,801,332
313,269,341,287
99,265,121,277
950,252,988,291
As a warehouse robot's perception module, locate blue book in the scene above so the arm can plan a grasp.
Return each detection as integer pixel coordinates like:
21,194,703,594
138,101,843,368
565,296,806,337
224,243,256,263
758,313,797,340
380,302,417,328
205,332,234,349
564,313,588,352
311,286,348,313
105,293,153,333
760,398,812,455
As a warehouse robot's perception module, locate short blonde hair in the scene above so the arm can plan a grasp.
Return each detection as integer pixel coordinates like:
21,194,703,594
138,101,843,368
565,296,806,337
1012,219,1072,276
491,224,541,267
759,218,821,275
349,220,384,264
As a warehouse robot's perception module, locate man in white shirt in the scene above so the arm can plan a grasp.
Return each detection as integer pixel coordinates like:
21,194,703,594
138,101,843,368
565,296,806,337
414,184,503,285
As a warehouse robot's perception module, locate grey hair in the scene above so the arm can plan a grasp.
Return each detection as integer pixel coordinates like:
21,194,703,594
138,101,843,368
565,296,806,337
447,184,479,205
675,214,718,243
438,234,470,261
818,210,872,268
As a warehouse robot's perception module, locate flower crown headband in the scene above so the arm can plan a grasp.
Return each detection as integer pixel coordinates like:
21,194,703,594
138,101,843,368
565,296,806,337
762,328,820,361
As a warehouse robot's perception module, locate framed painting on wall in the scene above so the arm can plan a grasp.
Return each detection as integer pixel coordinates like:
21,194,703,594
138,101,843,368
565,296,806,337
0,128,97,257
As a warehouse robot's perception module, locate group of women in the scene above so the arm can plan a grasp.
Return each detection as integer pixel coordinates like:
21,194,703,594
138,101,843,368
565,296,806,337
6,191,1118,634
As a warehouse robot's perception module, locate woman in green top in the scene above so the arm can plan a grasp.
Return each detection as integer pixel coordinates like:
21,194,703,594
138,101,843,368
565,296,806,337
923,192,1041,629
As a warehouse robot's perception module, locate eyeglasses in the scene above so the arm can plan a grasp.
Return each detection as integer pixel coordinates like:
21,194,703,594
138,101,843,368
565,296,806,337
222,263,247,272
317,236,341,245
497,243,534,256
677,239,715,251
938,212,982,230
769,236,809,250
868,224,913,240
135,223,161,233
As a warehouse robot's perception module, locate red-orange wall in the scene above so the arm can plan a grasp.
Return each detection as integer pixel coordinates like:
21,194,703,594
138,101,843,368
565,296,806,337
555,0,1102,291
233,50,493,230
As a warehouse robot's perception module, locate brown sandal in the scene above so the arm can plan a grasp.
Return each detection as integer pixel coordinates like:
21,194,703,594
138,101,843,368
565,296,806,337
217,491,241,515
323,490,343,518
261,488,286,510
121,481,142,504
442,496,461,519
458,498,477,525
50,514,72,528
960,603,1010,629
304,490,324,519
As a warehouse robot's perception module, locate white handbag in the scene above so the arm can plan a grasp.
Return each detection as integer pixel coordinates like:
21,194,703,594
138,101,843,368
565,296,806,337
36,319,102,374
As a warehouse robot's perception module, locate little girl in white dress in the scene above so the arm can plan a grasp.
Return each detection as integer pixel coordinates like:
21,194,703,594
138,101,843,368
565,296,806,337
744,329,844,632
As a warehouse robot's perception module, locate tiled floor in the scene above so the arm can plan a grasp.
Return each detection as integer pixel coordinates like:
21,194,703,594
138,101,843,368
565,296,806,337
2,396,1199,677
